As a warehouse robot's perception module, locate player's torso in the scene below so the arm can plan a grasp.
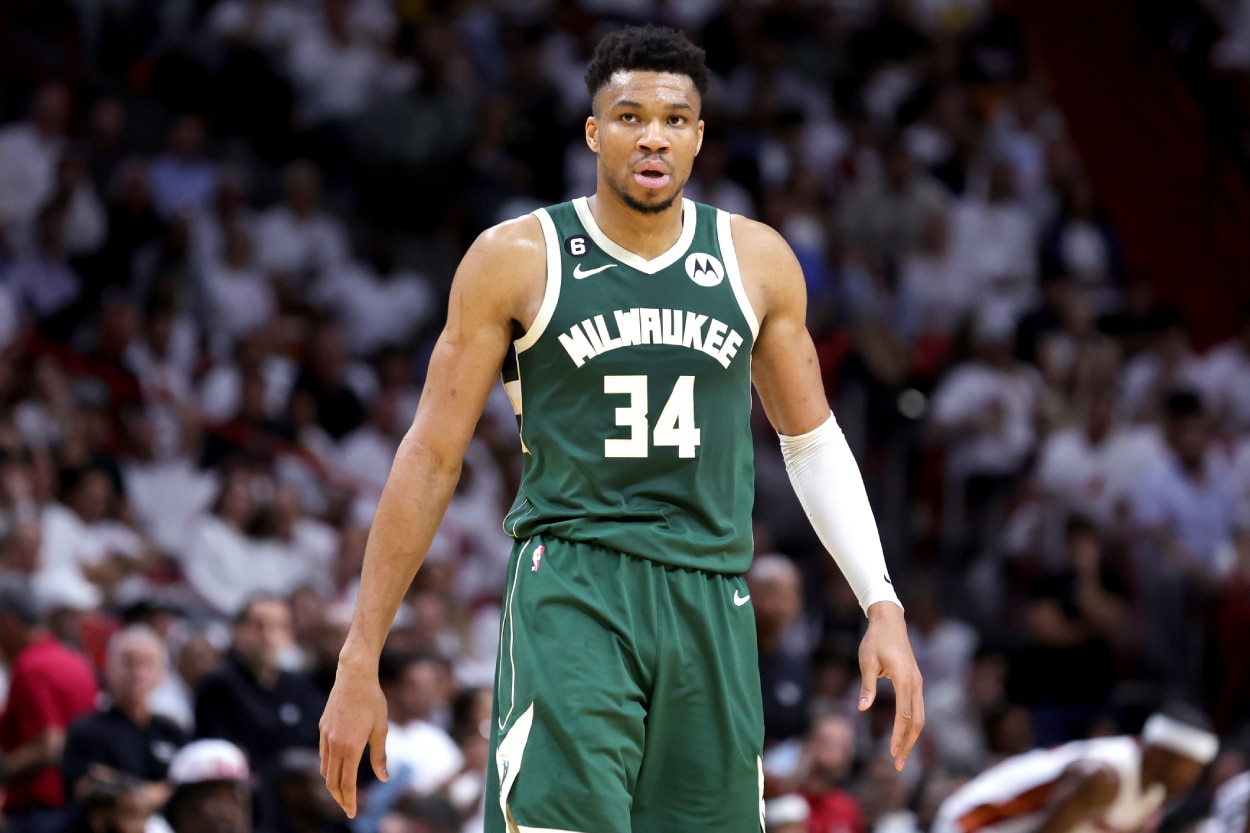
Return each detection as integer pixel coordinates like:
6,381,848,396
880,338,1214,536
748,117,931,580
501,197,758,573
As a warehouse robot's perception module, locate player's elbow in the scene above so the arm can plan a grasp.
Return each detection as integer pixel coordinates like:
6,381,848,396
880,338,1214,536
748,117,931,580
397,430,464,481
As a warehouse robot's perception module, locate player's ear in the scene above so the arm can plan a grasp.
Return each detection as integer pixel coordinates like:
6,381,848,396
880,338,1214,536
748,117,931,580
585,116,599,154
695,120,705,156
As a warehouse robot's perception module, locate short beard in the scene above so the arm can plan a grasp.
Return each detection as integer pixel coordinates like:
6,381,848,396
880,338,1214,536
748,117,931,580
605,168,680,215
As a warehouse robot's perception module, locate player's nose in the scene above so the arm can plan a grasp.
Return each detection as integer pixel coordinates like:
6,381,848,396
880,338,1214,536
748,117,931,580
637,119,670,153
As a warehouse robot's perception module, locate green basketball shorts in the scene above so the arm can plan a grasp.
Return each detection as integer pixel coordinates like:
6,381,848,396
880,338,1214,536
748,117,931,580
483,535,766,833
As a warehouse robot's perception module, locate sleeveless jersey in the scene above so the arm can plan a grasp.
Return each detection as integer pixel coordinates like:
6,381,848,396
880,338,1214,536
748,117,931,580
500,197,758,574
933,737,1166,833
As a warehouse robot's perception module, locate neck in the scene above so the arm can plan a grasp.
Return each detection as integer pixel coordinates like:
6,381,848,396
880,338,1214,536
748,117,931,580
587,188,685,260
117,699,150,725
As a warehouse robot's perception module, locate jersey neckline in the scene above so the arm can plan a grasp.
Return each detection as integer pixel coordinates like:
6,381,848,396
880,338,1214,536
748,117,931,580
572,196,697,275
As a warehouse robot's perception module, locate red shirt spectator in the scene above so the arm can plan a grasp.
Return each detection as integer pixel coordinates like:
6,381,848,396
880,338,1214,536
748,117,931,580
0,589,100,814
803,788,866,833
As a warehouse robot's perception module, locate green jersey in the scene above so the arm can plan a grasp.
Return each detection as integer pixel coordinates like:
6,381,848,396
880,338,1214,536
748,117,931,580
500,197,758,573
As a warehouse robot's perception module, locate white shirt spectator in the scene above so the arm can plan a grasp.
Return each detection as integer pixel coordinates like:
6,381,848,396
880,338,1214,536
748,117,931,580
123,458,219,557
6,250,82,321
336,423,396,498
384,719,464,798
1036,424,1168,528
148,153,218,222
202,260,277,349
252,204,349,283
38,502,146,583
949,193,1037,317
265,518,340,599
198,354,297,423
908,617,978,692
1120,350,1209,423
181,514,295,616
1201,336,1250,436
0,122,61,236
930,361,1045,478
287,18,385,127
1133,453,1240,574
899,244,974,337
207,0,306,51
312,262,434,357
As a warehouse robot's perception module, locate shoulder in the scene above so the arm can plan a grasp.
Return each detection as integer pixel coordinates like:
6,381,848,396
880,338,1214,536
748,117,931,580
725,214,803,317
467,213,545,265
454,213,546,300
727,214,796,265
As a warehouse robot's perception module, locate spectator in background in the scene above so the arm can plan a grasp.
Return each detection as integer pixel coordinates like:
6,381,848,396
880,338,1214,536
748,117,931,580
798,714,865,833
272,748,350,833
63,772,152,833
253,161,349,291
194,595,323,810
765,794,812,833
0,583,99,833
1133,390,1239,700
1013,517,1130,746
49,150,108,259
377,652,463,804
290,325,369,441
62,626,187,821
839,139,949,269
749,554,813,746
0,84,71,250
1121,322,1208,424
1210,524,1250,734
202,221,277,357
1040,176,1122,309
1201,304,1250,438
6,198,86,339
149,629,226,735
148,115,218,222
898,212,972,340
948,160,1037,318
1034,386,1166,559
162,740,254,833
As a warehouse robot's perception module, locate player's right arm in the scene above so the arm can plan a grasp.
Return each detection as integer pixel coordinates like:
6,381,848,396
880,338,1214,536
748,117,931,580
319,215,545,817
1036,764,1120,833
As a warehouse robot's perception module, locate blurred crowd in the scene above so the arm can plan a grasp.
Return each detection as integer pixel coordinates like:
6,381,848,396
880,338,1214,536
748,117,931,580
1,1,1249,833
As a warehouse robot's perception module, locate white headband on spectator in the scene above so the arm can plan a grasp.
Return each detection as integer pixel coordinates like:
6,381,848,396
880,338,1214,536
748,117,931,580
1141,715,1219,764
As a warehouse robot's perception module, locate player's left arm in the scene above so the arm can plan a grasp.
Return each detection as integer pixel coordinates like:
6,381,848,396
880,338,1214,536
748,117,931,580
736,214,925,771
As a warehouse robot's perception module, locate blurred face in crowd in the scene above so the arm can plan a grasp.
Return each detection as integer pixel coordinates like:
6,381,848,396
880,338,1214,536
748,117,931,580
806,714,856,783
169,782,251,833
215,471,256,527
85,787,151,833
178,633,224,688
285,163,321,216
1168,415,1209,471
70,469,115,525
587,70,703,215
0,522,41,574
232,597,293,679
106,627,166,715
32,83,70,138
747,558,803,636
1084,389,1117,443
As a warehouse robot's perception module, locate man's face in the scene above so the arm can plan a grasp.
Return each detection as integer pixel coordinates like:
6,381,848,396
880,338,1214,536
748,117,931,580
107,634,165,709
233,599,293,673
586,70,704,215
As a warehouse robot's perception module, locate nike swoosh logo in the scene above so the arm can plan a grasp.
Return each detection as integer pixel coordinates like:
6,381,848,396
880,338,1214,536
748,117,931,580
573,263,617,279
733,590,750,606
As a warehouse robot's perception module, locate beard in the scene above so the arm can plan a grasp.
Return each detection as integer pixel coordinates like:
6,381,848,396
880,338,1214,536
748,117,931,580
604,166,683,214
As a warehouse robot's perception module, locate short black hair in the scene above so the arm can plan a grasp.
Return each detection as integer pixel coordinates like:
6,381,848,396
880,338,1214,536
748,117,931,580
584,25,709,104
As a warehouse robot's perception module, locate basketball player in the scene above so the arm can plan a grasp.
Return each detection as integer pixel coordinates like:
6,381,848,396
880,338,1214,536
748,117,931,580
932,711,1219,833
319,25,924,833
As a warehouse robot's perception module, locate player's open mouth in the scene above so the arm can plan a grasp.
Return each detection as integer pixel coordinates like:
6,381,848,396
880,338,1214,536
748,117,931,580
634,169,671,189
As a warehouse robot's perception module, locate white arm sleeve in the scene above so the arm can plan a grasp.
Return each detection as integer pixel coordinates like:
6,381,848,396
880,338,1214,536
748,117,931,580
778,411,902,615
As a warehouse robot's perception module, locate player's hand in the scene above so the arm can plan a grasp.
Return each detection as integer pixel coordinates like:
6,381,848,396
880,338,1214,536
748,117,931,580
858,601,924,772
319,658,390,817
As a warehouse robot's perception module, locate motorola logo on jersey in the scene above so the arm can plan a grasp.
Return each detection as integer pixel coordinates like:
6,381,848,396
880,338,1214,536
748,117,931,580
685,253,725,287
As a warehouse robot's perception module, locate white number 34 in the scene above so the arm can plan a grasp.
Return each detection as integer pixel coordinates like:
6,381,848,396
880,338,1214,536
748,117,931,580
603,375,701,458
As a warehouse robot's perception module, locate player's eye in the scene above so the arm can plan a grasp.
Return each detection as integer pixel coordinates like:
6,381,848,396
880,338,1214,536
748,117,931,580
668,116,686,126
621,113,639,123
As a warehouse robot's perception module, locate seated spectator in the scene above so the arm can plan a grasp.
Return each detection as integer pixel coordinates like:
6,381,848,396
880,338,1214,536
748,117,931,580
181,468,295,617
838,140,948,269
898,212,972,339
45,149,108,259
0,83,70,252
948,160,1038,317
148,629,227,734
62,626,188,821
194,595,324,803
1132,390,1239,699
252,161,348,290
162,740,253,833
202,221,277,357
63,771,153,833
272,748,350,833
765,793,812,833
1200,303,1250,438
6,197,86,339
750,553,813,746
1039,175,1122,306
798,714,865,833
1011,517,1130,746
377,652,463,802
0,582,99,833
1121,321,1208,424
290,324,372,441
148,115,218,222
